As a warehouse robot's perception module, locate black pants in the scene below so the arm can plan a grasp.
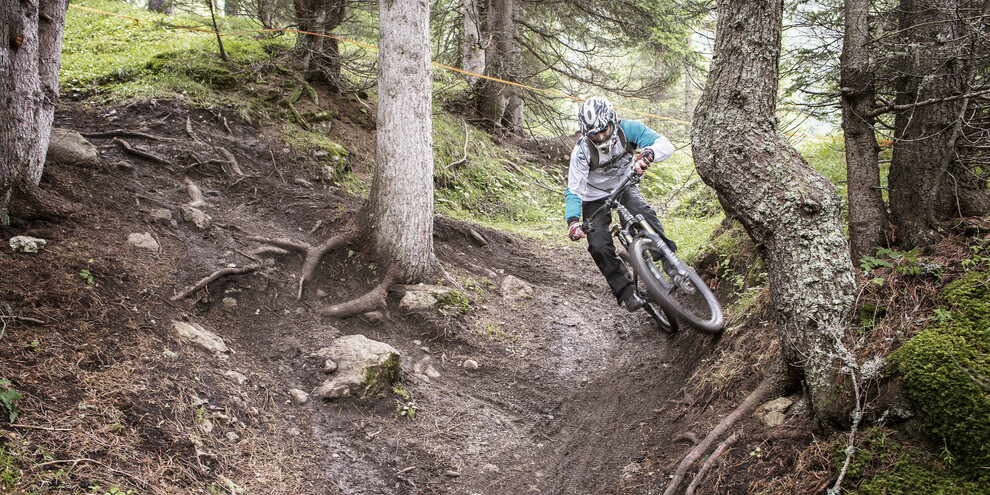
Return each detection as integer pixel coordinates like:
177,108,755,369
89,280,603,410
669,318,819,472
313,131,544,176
582,185,673,304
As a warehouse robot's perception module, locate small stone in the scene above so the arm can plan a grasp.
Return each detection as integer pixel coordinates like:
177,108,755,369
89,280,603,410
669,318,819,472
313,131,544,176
289,389,309,405
127,232,159,251
763,410,786,427
181,206,213,230
316,289,328,298
323,359,338,373
224,370,248,385
149,208,172,223
444,470,461,477
363,311,384,324
226,431,240,443
463,359,479,370
287,427,301,436
222,297,238,309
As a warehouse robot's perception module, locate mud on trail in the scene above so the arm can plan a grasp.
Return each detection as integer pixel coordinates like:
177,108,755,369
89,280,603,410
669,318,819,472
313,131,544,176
0,99,807,494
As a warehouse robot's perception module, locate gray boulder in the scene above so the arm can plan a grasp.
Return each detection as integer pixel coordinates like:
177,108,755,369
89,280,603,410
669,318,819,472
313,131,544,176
312,335,400,400
47,128,100,168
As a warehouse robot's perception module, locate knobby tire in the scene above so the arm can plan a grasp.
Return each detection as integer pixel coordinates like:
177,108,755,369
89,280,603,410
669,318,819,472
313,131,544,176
628,237,724,334
618,250,677,333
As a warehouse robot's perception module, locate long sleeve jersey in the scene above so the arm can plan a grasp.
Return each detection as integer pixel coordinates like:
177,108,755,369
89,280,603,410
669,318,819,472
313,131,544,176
564,119,674,224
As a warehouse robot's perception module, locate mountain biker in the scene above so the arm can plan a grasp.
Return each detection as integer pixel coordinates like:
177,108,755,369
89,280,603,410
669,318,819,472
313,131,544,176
565,96,676,312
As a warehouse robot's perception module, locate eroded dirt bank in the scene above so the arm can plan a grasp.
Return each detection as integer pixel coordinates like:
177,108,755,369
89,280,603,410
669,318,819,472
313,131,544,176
1,101,788,495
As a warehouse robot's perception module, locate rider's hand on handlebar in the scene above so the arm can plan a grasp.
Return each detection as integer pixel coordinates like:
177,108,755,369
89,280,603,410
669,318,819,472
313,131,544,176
634,148,655,175
568,221,586,241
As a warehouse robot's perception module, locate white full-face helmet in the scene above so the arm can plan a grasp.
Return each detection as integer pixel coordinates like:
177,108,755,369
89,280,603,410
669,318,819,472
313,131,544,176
578,96,618,152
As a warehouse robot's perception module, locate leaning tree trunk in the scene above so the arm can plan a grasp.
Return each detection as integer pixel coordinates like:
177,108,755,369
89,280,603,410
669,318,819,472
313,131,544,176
889,0,989,247
691,0,856,424
365,0,434,282
1,0,68,219
293,0,346,88
475,0,522,132
841,0,889,261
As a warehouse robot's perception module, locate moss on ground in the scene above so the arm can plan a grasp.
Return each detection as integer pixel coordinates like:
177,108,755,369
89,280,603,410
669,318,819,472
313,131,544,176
832,430,984,494
891,270,990,480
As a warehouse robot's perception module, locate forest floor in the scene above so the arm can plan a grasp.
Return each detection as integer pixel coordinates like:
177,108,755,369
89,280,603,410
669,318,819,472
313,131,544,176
1,96,853,495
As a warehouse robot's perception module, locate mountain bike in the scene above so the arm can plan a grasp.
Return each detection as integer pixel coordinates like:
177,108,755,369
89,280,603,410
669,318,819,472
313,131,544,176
582,172,724,335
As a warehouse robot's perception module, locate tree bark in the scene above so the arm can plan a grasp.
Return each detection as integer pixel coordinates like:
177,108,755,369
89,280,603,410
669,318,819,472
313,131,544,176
841,0,889,261
293,0,346,88
148,0,171,14
462,0,486,81
691,0,856,425
475,0,523,132
225,0,239,16
889,0,985,247
367,0,434,283
1,0,68,218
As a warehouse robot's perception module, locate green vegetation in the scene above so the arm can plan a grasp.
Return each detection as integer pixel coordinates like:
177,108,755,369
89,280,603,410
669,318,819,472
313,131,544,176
831,430,984,494
362,353,401,398
0,379,23,423
891,269,990,480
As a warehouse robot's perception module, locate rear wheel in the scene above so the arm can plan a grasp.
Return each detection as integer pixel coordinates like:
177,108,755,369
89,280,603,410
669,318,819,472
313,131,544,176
618,249,677,333
628,237,724,334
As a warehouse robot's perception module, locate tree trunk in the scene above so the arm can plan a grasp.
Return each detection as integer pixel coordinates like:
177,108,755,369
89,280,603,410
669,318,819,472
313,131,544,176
841,0,889,261
462,0,486,81
683,36,694,135
367,0,434,282
293,0,346,88
691,0,856,425
148,0,171,14
225,0,239,16
889,0,984,247
1,0,68,217
475,0,522,132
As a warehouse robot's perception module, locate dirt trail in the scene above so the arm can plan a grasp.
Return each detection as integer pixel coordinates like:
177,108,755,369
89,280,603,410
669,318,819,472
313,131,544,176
0,101,722,495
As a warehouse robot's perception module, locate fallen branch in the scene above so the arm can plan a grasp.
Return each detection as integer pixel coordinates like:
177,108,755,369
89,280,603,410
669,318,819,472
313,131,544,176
663,359,792,495
113,138,172,167
171,263,261,301
268,149,285,182
320,264,401,317
685,430,740,495
247,228,357,299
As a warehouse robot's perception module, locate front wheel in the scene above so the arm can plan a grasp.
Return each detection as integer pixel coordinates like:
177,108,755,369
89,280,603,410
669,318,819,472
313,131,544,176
618,250,677,334
628,237,724,334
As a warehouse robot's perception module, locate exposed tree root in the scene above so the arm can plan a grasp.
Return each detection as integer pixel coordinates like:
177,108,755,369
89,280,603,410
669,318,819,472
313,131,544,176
663,358,793,495
247,228,358,299
171,263,261,301
113,138,172,167
10,181,84,219
185,116,202,142
218,147,244,176
83,129,162,141
684,430,740,495
185,179,208,207
319,264,401,317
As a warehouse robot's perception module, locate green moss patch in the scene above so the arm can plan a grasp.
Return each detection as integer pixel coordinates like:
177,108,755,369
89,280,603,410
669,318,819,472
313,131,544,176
891,270,990,479
832,430,983,494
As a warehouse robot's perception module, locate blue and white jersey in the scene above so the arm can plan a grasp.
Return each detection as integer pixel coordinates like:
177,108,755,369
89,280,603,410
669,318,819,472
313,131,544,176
564,119,673,222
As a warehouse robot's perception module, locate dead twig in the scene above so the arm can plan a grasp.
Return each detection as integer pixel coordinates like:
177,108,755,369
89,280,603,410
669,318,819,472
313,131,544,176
113,138,172,167
0,315,45,325
171,263,261,301
685,430,740,495
269,149,285,182
8,423,71,432
320,264,401,317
